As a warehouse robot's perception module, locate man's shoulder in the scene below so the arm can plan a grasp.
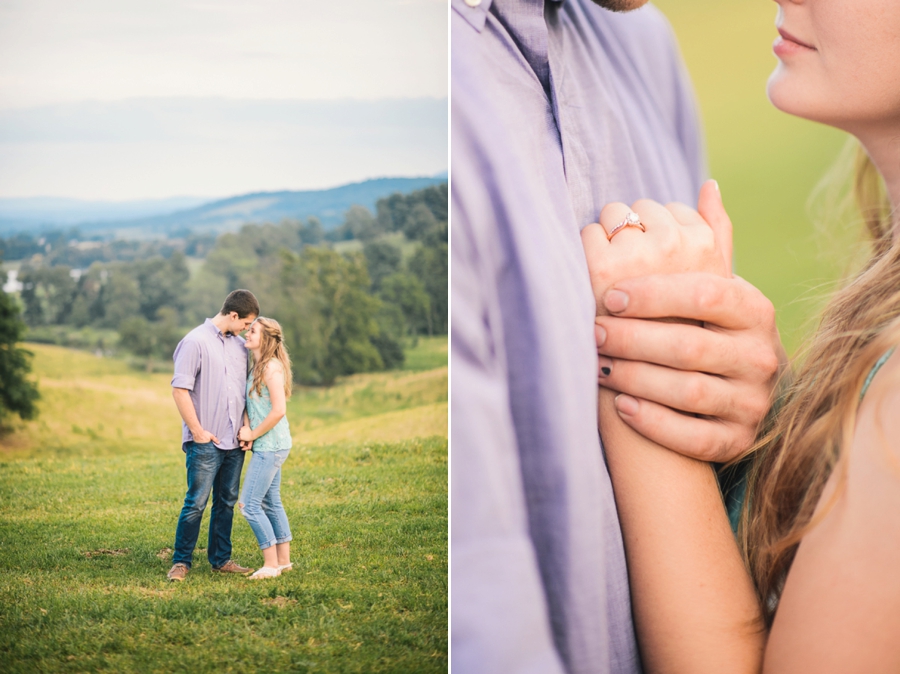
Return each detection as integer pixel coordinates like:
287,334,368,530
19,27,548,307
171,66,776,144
174,322,215,357
180,322,210,344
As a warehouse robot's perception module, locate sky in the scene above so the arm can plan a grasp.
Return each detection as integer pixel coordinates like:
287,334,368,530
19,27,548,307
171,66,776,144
0,0,448,200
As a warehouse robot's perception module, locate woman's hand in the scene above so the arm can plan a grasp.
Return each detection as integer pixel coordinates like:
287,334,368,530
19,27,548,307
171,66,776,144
238,425,254,443
580,181,781,463
581,181,732,315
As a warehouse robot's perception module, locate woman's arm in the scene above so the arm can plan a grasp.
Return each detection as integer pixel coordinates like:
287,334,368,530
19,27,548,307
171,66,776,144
239,410,252,450
600,389,765,674
584,189,765,672
239,362,287,442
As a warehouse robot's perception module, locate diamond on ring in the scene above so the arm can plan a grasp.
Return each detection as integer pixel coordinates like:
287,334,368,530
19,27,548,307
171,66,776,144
606,210,646,241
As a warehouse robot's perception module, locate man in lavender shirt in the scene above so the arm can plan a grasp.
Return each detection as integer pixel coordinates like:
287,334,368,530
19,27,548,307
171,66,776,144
166,289,259,581
451,0,781,671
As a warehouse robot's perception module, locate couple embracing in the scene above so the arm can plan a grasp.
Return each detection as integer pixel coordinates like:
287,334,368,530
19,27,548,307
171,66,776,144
166,289,295,582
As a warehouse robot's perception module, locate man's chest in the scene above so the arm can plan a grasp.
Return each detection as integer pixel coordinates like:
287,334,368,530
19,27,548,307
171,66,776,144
483,12,697,227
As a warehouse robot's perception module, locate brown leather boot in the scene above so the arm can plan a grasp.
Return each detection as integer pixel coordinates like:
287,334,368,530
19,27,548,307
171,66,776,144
167,563,189,582
212,560,251,575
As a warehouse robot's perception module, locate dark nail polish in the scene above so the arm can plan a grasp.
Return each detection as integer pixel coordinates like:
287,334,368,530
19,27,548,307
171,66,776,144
598,357,613,377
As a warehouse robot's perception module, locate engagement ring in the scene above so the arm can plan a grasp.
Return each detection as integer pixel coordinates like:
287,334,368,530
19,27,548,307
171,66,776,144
607,211,645,241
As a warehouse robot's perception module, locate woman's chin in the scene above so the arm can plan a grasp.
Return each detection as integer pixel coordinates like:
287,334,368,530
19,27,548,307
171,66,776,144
767,74,827,125
766,72,799,115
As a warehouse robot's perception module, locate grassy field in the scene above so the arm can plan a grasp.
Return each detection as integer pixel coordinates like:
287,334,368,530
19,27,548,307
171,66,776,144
0,338,447,673
653,0,857,355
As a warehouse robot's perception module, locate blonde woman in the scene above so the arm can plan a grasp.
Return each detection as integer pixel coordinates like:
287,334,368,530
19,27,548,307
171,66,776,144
237,317,294,580
580,0,900,671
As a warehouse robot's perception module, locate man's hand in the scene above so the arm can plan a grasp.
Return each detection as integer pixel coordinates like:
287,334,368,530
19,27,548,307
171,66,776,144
192,428,220,445
594,272,784,462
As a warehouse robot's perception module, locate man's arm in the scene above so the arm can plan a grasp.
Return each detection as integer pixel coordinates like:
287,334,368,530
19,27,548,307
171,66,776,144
172,388,219,445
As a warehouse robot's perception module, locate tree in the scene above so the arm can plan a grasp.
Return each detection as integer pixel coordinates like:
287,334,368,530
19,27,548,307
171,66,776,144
18,265,78,326
375,183,447,238
409,242,448,334
99,268,142,328
300,217,324,246
0,275,40,428
403,202,439,241
379,271,431,337
363,240,402,290
134,253,189,321
273,247,389,385
118,307,182,372
345,205,381,242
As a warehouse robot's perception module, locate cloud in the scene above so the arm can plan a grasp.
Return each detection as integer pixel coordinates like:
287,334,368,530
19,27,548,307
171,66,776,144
0,97,448,199
0,0,448,109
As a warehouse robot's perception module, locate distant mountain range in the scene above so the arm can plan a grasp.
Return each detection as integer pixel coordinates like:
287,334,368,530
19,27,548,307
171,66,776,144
0,174,448,238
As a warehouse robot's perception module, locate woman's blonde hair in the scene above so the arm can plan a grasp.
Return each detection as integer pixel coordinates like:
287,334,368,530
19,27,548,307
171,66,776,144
741,144,899,625
249,317,293,399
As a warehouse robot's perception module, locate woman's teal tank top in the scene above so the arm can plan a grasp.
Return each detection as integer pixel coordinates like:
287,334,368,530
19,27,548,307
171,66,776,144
723,347,896,532
246,372,292,452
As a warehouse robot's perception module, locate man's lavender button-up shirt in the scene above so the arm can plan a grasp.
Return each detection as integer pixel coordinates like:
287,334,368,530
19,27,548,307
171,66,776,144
451,1,705,672
171,318,248,451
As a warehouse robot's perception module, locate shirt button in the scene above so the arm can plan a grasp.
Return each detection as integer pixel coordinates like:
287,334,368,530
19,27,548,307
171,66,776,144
464,0,481,5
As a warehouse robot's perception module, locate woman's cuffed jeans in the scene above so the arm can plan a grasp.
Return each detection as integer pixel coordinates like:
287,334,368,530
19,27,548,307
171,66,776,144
239,448,292,550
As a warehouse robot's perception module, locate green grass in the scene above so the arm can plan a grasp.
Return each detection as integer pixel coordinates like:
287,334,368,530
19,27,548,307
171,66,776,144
654,0,853,355
0,345,447,673
402,337,448,373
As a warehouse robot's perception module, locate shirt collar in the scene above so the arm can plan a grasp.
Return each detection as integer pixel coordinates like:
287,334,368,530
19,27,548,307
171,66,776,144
452,0,492,32
453,0,566,33
203,317,233,340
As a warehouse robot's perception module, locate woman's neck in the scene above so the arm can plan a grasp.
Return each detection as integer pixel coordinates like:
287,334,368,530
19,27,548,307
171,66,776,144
857,129,900,235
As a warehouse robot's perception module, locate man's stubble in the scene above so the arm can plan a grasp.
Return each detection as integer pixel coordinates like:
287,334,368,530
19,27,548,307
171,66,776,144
589,0,649,12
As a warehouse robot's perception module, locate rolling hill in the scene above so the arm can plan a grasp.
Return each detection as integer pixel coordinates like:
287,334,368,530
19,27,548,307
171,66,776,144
0,174,448,238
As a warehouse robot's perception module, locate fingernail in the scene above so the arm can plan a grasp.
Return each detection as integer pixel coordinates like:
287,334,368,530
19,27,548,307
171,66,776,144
712,179,720,193
605,289,629,314
594,323,607,347
598,357,612,377
615,394,639,417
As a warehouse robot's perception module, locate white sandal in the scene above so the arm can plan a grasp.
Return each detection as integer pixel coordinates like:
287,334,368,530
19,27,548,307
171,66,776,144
248,566,281,579
277,563,293,573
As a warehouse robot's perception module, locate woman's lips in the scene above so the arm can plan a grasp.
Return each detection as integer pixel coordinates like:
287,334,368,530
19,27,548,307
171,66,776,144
774,28,816,58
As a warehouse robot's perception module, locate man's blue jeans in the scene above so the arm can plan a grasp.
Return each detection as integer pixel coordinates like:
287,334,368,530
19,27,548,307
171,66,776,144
173,441,245,568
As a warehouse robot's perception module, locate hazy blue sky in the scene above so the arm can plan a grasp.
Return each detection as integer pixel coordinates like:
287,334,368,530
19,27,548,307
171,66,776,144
0,0,447,200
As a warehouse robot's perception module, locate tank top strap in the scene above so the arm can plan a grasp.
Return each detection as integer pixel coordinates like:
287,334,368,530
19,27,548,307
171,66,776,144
860,346,897,402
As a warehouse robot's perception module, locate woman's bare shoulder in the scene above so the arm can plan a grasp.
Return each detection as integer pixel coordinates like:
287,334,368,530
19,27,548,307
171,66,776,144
262,359,285,378
765,349,900,671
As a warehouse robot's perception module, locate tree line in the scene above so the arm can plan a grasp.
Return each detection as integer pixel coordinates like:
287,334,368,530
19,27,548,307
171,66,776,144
2,183,447,386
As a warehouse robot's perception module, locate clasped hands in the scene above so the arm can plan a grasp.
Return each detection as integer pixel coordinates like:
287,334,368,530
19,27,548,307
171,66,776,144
238,425,254,451
582,180,784,462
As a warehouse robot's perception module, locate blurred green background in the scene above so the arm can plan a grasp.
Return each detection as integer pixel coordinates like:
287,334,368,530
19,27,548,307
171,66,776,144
654,0,851,355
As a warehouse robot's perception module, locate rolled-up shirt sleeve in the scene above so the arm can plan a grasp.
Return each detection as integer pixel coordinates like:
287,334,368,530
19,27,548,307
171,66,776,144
171,338,200,390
